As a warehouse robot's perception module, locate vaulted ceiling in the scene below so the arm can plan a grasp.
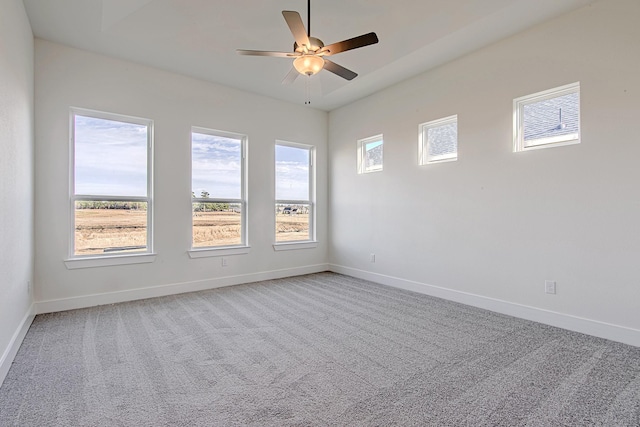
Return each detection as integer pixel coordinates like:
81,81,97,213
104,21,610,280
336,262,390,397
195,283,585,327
23,0,593,110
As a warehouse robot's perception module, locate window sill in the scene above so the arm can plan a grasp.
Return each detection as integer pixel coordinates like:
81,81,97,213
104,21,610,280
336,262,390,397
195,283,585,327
359,168,383,174
188,246,250,259
520,136,579,152
273,241,318,251
425,155,457,164
65,253,157,270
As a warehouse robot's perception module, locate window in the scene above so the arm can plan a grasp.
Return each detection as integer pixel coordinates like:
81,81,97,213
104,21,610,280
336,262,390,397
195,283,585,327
275,142,314,243
191,128,247,250
514,82,580,151
419,115,458,164
71,109,152,258
357,135,383,173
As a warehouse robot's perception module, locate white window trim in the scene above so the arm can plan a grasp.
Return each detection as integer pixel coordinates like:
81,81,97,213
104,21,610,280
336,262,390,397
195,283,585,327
65,253,156,270
68,107,154,265
513,82,580,152
189,127,249,256
357,134,384,174
419,115,458,165
274,140,317,247
188,246,250,258
273,241,318,251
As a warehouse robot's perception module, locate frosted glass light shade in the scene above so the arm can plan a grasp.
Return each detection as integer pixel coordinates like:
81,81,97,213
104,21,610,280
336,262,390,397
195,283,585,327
293,55,324,76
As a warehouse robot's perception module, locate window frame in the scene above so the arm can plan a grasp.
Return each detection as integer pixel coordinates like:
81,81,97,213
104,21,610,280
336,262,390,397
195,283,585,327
419,115,458,164
66,107,155,268
357,134,384,174
274,140,317,249
188,127,249,258
513,82,580,152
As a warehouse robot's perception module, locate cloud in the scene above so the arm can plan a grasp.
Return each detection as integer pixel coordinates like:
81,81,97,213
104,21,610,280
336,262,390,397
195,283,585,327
74,115,148,197
192,132,242,199
275,145,310,201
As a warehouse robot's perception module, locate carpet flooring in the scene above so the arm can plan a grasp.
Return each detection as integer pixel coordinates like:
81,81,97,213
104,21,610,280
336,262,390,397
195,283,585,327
1,272,639,426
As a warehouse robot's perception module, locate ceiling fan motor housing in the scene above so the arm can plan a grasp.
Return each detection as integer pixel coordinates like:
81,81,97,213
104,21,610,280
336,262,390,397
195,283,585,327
294,37,324,53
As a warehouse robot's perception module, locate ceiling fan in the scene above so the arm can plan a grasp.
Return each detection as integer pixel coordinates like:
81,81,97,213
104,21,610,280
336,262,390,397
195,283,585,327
237,0,379,84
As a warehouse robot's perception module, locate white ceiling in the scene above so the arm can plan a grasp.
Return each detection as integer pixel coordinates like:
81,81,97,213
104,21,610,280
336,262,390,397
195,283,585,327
23,0,593,111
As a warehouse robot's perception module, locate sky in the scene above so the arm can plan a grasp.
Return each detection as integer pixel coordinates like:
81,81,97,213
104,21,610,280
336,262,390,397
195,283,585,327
192,132,242,199
74,115,309,201
365,139,383,151
275,144,309,201
193,137,310,201
74,115,148,197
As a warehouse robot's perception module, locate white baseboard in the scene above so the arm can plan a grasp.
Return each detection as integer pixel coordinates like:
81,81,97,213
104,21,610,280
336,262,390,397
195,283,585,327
0,304,35,387
329,264,640,348
36,264,330,314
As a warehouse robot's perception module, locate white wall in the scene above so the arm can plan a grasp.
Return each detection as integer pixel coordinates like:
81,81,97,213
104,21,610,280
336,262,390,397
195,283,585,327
329,0,640,344
34,40,328,309
0,0,35,382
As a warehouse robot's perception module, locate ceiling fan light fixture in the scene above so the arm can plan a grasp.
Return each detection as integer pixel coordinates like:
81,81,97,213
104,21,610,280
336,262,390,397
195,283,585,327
293,55,324,76
237,0,379,85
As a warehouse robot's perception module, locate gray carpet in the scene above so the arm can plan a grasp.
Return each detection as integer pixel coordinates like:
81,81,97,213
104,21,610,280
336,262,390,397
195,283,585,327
1,272,639,426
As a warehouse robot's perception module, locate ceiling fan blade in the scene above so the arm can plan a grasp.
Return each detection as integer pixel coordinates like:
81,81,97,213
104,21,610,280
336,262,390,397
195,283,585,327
282,67,299,85
319,32,379,56
282,11,310,48
236,49,295,57
323,59,357,81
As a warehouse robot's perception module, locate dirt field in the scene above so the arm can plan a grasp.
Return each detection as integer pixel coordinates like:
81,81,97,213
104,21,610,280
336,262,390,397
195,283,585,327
192,211,242,247
75,209,310,254
193,212,309,245
75,209,147,255
275,214,310,242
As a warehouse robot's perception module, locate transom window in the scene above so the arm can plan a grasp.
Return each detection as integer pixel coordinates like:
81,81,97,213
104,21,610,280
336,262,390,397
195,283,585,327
357,135,383,174
275,142,314,243
71,108,153,257
514,82,580,151
191,128,247,249
419,115,458,164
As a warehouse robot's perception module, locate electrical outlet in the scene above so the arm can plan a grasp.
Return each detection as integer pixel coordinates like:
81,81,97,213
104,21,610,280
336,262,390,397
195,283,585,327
221,257,228,267
545,280,556,294
370,253,376,263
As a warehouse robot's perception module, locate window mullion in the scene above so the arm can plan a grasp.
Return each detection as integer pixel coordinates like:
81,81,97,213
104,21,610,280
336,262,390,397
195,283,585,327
74,195,149,202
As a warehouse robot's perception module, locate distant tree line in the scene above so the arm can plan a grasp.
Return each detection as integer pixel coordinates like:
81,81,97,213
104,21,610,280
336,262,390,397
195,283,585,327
76,201,147,210
193,203,230,212
192,191,231,212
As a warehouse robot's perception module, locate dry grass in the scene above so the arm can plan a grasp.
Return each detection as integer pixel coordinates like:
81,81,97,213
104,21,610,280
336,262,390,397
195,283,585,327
75,209,310,254
75,209,147,255
192,211,242,247
276,213,310,242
